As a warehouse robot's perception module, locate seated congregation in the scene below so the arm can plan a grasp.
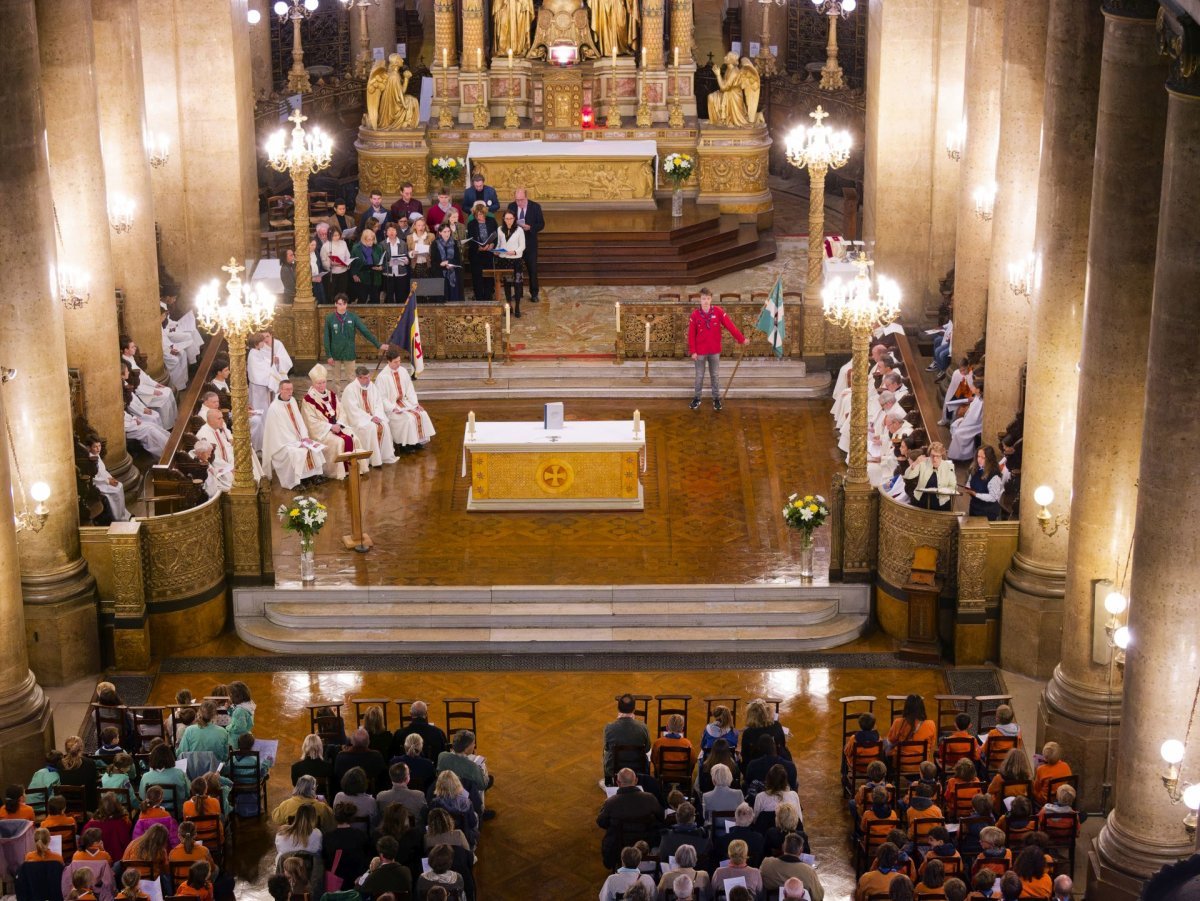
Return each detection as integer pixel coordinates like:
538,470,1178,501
593,692,1081,901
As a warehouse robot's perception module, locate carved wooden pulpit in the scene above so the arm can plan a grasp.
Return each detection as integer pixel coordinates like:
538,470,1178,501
899,544,942,662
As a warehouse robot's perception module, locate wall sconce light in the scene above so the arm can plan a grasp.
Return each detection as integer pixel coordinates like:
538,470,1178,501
972,182,996,221
1033,484,1069,537
57,265,91,310
148,133,171,169
1,372,51,534
1007,252,1037,298
945,122,965,162
108,196,135,234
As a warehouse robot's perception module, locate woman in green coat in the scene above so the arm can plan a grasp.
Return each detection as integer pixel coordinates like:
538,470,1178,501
225,681,256,750
177,700,230,757
350,228,384,304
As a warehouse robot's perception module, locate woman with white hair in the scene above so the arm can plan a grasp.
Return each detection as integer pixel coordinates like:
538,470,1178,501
702,764,745,828
271,774,335,832
655,844,711,898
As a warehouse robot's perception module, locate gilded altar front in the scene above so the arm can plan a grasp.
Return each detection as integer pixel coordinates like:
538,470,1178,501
470,155,656,208
542,66,584,129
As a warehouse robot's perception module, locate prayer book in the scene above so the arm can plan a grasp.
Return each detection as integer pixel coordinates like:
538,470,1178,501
544,402,564,430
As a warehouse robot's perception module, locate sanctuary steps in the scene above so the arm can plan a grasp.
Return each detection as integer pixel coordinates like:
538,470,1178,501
413,359,830,399
233,583,870,654
537,204,776,286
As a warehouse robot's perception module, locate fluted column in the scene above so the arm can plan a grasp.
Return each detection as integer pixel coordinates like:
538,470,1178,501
434,0,456,64
1,0,100,686
248,0,274,96
1040,0,1167,815
35,0,136,489
93,0,164,377
950,0,1004,354
642,0,665,67
999,0,1102,684
1090,25,1200,898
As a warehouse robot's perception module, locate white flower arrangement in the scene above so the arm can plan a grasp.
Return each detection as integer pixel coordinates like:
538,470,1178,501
277,496,328,540
429,157,467,183
662,152,695,186
783,492,829,534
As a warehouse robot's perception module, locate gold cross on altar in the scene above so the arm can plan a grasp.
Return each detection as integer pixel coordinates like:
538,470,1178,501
542,464,568,488
809,105,830,125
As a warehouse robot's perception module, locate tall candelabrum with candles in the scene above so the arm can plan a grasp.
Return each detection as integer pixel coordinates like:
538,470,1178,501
810,0,855,90
339,0,379,77
275,0,320,93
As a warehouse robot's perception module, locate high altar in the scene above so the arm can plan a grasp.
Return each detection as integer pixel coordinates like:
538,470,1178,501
354,0,772,219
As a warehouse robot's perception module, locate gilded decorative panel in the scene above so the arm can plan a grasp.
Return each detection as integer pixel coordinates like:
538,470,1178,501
140,494,226,604
877,489,959,594
471,450,639,499
471,157,656,203
697,150,769,196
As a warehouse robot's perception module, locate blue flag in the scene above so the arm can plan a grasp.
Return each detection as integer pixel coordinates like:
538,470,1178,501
389,284,425,375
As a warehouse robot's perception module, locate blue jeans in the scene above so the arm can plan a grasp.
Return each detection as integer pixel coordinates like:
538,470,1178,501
693,353,720,399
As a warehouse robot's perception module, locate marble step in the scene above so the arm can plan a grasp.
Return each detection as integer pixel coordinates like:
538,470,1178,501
235,612,870,655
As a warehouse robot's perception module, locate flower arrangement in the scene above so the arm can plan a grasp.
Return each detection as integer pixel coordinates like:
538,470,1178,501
783,493,829,535
278,496,328,543
662,152,695,186
430,156,467,184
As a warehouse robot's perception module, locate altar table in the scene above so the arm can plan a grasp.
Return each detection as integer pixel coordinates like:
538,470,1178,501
467,140,658,209
463,418,647,511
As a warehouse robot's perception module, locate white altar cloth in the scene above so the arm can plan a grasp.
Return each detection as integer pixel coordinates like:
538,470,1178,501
249,258,285,295
467,140,659,188
462,419,647,477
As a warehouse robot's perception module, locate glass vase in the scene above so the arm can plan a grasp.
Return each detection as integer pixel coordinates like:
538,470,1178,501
798,530,815,579
299,534,316,583
671,187,684,218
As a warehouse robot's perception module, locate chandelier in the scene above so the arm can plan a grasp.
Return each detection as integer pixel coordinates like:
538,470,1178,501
196,259,276,339
822,260,901,332
266,108,333,176
784,106,852,172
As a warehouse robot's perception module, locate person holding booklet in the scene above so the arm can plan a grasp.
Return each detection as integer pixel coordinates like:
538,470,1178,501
494,210,526,316
431,223,464,301
904,441,958,510
467,203,498,300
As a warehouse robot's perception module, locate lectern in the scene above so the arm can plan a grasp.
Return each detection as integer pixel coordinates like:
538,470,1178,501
335,449,374,553
899,545,942,662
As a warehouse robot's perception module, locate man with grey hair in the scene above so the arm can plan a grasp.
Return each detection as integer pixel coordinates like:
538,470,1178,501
671,873,695,900
334,726,386,791
701,764,744,828
597,768,663,869
394,700,447,762
782,876,810,899
1051,875,1072,900
869,406,914,486
715,801,765,866
437,729,492,804
762,833,823,899
655,844,711,897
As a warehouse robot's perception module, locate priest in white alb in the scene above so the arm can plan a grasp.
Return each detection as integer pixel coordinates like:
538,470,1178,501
247,331,293,414
375,349,436,449
85,438,130,521
301,364,366,480
206,361,264,451
123,393,171,458
261,380,326,489
197,407,262,493
161,304,193,391
831,343,889,426
340,366,396,467
121,338,178,428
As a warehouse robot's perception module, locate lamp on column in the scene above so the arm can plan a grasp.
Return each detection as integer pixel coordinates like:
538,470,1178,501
51,204,90,310
1007,252,1037,298
108,195,135,234
972,182,997,221
810,0,855,90
822,261,901,484
1032,484,1070,536
275,0,320,93
265,107,333,311
786,104,852,365
945,120,965,161
339,0,379,77
148,133,171,169
1,371,51,534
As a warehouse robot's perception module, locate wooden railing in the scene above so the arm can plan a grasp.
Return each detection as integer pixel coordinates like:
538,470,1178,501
891,329,947,446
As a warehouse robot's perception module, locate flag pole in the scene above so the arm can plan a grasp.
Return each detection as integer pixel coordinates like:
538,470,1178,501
722,342,747,403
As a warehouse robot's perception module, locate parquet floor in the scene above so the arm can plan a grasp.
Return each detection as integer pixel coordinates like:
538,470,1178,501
271,397,844,587
147,660,945,901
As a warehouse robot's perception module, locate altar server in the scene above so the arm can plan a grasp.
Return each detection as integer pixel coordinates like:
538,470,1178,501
161,305,192,391
86,439,130,522
376,349,435,449
261,381,326,489
247,331,293,414
340,366,395,466
301,364,367,479
121,337,178,428
123,390,171,457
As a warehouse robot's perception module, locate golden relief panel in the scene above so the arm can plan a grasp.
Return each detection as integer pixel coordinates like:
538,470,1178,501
877,490,958,593
472,158,655,202
697,151,769,195
472,451,639,499
140,494,226,604
358,156,430,196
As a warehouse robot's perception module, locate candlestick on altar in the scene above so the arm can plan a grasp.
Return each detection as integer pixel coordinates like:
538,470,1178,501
468,410,476,435
644,320,651,353
633,408,642,437
606,55,622,128
668,63,685,129
641,320,652,383
615,301,621,332
504,48,520,128
485,321,493,355
505,302,511,334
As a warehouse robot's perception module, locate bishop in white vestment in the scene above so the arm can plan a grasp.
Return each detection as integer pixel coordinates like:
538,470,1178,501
301,364,366,479
339,367,396,466
375,352,435,448
261,381,326,489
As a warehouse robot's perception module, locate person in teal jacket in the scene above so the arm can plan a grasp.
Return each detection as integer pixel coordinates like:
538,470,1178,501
27,750,62,816
323,294,388,391
178,701,230,757
225,681,257,749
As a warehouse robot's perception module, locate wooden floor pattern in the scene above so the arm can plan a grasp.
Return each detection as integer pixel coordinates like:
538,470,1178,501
271,397,844,587
148,661,945,901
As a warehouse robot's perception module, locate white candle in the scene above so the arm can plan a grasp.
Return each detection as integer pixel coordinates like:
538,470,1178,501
644,321,651,353
674,46,679,68
508,47,513,67
477,47,482,69
633,409,641,434
615,301,621,332
485,322,492,354
505,302,511,333
443,47,448,68
612,45,617,64
641,47,647,68
468,410,476,435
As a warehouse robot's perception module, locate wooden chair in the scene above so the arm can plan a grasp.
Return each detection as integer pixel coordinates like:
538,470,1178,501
56,785,89,825
923,849,963,879
654,695,691,737
945,779,984,822
102,786,135,816
891,739,930,786
90,703,127,746
352,699,390,730
655,746,694,788
934,695,974,735
184,813,224,863
611,744,650,777
936,735,978,778
980,735,1019,780
1040,810,1079,876
975,695,1014,732
128,705,169,751
394,699,417,731
267,195,294,229
306,704,346,745
169,858,195,887
842,739,883,799
954,813,991,860
120,858,154,880
1044,773,1078,806
915,891,947,900
887,695,912,723
44,821,76,862
1002,814,1035,848
856,817,900,875
840,695,877,746
307,191,331,223
762,697,784,717
706,807,738,836
703,697,741,725
614,694,652,724
23,786,50,819
911,815,946,848
443,698,480,742
228,750,268,817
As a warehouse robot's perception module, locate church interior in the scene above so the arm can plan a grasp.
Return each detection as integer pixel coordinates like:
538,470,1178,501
0,0,1197,898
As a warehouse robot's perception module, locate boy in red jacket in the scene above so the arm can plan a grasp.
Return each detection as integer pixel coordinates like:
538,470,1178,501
688,288,747,411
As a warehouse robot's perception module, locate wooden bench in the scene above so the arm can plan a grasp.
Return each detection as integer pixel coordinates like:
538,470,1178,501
892,330,947,445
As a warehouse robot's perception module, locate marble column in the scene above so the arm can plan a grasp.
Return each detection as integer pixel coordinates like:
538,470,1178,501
1040,0,1167,815
93,0,165,377
950,0,1004,355
367,0,395,58
35,0,137,489
0,385,54,784
0,0,100,686
174,0,261,272
1090,30,1200,899
248,0,274,96
137,0,188,288
979,0,1048,444
999,0,1102,684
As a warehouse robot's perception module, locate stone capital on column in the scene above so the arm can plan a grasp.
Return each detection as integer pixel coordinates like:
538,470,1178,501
1158,3,1200,96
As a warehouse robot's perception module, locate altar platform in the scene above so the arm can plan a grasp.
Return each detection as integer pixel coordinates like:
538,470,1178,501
234,396,870,654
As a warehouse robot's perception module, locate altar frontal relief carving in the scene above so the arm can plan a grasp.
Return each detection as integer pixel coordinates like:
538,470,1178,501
473,159,656,201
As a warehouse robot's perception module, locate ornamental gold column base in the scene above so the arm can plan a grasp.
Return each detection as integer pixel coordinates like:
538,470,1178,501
668,100,684,128
473,102,491,128
820,65,845,91
607,104,623,129
504,102,520,129
438,101,455,129
636,102,652,128
840,479,878,582
287,68,311,94
228,487,267,583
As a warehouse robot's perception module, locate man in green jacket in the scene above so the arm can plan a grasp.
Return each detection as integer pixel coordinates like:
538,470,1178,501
324,293,388,390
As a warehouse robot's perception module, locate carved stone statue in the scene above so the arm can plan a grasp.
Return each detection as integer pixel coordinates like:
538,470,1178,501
707,52,750,127
367,54,421,130
493,0,536,56
528,0,600,60
589,0,639,57
740,57,764,125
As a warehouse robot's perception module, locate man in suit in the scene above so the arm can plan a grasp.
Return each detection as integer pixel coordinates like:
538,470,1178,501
603,694,651,780
507,187,545,302
596,768,664,869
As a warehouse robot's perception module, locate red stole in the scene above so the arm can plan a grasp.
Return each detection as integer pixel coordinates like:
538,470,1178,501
303,391,354,453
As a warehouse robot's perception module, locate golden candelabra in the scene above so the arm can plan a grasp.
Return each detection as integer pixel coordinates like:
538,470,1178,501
811,0,854,90
339,0,379,77
276,0,317,94
668,65,684,128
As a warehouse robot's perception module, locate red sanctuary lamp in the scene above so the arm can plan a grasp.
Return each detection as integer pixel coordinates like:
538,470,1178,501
580,105,595,129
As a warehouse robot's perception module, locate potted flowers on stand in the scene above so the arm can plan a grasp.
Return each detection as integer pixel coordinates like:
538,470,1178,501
662,152,694,218
429,156,467,195
278,496,328,583
783,493,829,579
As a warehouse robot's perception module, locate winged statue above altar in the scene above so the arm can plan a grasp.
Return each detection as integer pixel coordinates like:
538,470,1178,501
528,0,601,60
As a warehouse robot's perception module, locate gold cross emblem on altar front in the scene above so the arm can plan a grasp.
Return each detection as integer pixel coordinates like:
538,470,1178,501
543,464,567,487
536,459,575,494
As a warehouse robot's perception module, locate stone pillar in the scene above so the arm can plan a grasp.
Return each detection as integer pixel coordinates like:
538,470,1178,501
93,0,164,377
35,0,137,488
950,0,1004,354
433,0,456,65
461,0,484,71
0,386,54,784
137,0,188,288
367,0,395,58
1001,0,1102,682
1040,0,1167,814
175,0,261,272
1090,33,1200,899
642,0,665,68
979,0,1048,444
1,0,100,687
248,0,274,96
